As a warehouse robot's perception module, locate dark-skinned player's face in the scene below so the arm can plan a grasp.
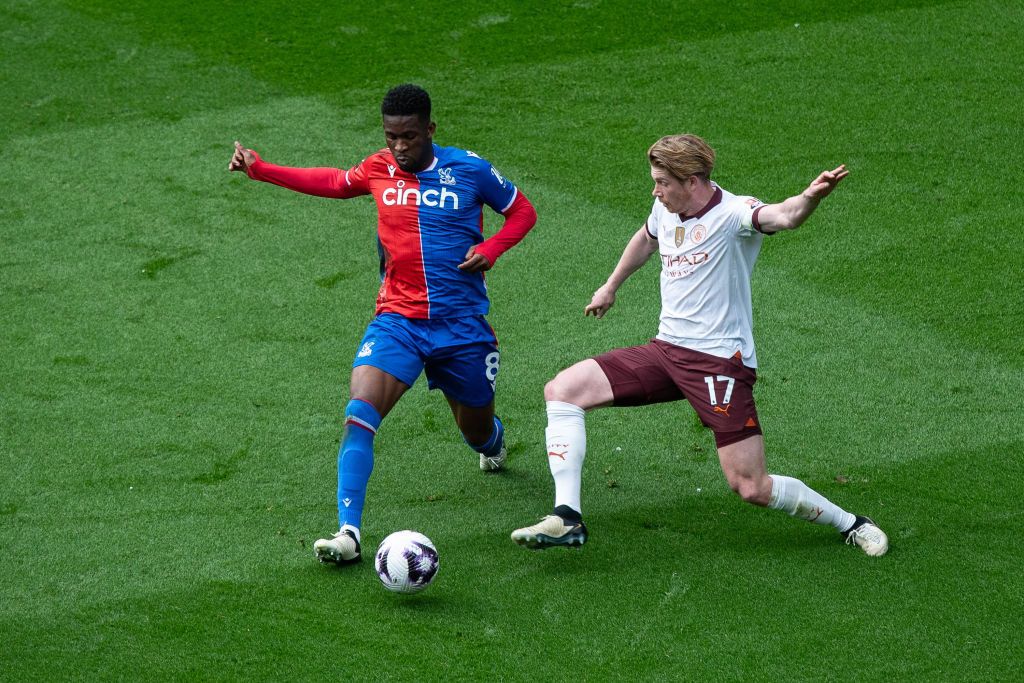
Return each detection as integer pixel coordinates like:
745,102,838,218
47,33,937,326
383,114,436,173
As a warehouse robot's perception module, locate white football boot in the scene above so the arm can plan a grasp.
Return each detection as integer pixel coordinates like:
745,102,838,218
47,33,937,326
314,528,361,564
843,516,889,557
480,445,507,472
511,509,588,549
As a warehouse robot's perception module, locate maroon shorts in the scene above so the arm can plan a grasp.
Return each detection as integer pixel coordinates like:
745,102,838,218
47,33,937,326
593,339,761,448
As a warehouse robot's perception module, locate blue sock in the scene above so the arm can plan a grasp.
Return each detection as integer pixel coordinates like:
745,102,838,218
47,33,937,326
337,399,382,529
465,415,504,457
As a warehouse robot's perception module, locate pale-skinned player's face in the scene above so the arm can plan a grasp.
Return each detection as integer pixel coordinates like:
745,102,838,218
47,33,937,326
383,115,436,173
651,166,701,216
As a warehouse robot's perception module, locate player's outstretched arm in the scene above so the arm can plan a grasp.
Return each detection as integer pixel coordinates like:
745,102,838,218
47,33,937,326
755,164,849,233
229,142,354,199
585,225,659,318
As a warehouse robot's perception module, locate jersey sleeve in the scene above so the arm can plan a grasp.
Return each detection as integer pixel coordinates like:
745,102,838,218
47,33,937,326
340,158,372,198
246,156,371,199
472,192,538,265
473,155,519,213
734,196,767,237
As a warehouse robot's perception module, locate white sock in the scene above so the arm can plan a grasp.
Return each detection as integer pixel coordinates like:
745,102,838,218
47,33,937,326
546,401,586,515
768,475,856,532
340,523,361,543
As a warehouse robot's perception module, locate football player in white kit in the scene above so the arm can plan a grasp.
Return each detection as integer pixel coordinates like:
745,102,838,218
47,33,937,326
512,134,888,556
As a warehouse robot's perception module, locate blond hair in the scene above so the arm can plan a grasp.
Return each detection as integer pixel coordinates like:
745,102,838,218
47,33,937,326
647,134,715,182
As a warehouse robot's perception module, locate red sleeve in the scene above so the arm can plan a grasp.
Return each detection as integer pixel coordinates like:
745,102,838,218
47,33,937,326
246,153,369,199
473,192,538,266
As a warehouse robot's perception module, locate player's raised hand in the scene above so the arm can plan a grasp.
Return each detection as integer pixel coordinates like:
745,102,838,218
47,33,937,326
228,141,258,172
458,247,492,273
804,164,849,199
584,284,616,318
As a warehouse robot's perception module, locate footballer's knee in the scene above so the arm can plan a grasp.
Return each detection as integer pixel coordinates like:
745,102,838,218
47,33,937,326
545,359,613,409
729,475,772,507
543,376,571,403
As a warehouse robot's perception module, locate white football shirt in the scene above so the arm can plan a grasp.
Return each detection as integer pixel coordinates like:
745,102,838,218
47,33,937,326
646,184,766,366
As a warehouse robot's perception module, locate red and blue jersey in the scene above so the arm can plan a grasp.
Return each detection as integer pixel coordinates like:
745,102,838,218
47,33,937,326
247,144,526,319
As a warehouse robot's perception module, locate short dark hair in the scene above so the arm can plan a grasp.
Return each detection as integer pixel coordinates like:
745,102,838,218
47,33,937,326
381,84,431,123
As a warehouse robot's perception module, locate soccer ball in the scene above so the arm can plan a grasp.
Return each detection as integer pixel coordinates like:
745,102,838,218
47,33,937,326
374,530,439,594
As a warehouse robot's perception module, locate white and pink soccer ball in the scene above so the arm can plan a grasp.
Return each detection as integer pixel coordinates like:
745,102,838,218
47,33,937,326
374,530,439,594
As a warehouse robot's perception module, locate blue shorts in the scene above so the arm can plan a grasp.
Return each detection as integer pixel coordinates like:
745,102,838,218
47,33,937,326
352,313,500,408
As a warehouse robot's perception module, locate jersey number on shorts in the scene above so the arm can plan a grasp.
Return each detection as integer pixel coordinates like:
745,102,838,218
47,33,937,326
485,351,500,391
703,375,735,406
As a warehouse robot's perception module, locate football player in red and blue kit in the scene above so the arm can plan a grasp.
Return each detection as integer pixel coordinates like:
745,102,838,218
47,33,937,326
229,84,537,565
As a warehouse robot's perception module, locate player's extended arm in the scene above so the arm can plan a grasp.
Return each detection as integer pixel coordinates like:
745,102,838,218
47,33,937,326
228,141,350,198
458,193,538,273
754,164,849,233
584,225,660,318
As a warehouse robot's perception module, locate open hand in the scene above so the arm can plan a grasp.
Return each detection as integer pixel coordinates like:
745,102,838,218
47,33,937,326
804,164,849,199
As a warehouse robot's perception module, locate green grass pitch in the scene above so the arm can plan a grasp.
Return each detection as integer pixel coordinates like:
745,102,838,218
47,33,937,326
2,0,1023,680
